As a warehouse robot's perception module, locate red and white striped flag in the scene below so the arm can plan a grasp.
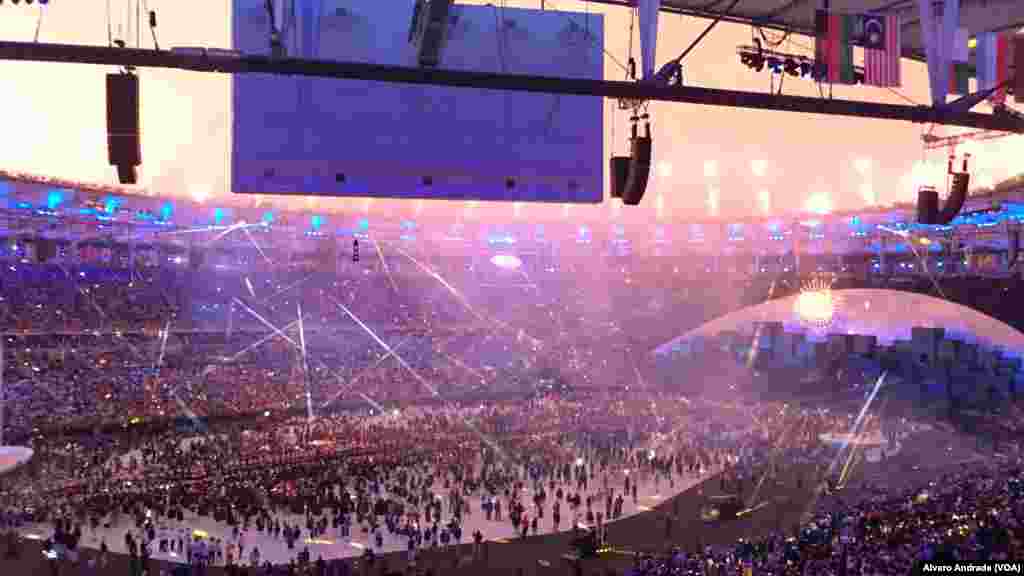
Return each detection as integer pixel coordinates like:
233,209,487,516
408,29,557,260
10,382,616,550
864,15,901,87
975,32,1011,105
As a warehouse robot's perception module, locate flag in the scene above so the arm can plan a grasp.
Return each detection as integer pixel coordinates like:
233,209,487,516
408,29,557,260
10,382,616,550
949,27,970,94
815,10,856,84
864,15,901,87
639,0,661,79
856,14,887,50
1017,35,1024,103
975,32,1011,105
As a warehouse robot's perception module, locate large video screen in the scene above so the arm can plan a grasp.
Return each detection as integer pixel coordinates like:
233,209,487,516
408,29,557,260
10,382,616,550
232,0,604,203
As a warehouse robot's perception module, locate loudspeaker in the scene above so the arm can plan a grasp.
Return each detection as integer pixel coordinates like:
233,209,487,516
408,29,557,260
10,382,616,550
106,73,141,183
916,187,939,224
36,238,56,263
936,157,970,225
622,129,652,206
609,156,630,199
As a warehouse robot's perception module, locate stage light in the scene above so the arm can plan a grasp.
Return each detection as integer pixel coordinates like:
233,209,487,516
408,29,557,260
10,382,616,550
767,57,782,73
739,51,765,72
46,189,64,210
104,196,121,214
805,192,833,215
799,62,813,77
703,160,718,179
750,159,767,177
795,278,840,330
190,187,209,204
490,254,522,270
311,215,323,231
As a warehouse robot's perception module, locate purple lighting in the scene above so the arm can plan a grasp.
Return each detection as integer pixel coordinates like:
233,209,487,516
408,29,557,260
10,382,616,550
490,254,522,270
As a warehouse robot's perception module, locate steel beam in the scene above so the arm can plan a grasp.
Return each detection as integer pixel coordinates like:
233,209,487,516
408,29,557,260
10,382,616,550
0,41,1021,133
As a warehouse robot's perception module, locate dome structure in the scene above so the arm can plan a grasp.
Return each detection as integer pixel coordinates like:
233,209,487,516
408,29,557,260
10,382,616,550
654,289,1024,359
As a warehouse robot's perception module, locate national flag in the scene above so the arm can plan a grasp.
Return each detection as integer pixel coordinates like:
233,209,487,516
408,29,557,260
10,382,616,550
854,14,886,50
815,10,856,84
1017,35,1024,103
975,32,1011,105
639,0,661,80
864,15,901,87
948,27,970,94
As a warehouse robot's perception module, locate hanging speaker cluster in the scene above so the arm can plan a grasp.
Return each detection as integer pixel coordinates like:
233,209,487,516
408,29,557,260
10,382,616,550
917,154,970,225
106,73,141,184
609,121,652,206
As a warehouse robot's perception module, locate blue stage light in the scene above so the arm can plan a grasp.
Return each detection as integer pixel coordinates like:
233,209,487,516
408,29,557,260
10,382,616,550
46,189,64,210
104,196,121,214
311,215,323,231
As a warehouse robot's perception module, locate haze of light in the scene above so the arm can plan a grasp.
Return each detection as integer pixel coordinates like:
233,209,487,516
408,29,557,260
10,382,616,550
0,0,1021,223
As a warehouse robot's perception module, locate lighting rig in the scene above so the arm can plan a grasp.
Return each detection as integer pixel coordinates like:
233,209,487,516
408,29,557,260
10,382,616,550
737,40,865,84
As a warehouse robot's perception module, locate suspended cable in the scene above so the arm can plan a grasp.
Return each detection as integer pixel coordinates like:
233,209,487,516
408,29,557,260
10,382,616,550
491,3,507,74
106,0,114,47
627,6,636,80
33,5,44,43
536,0,629,74
668,0,743,66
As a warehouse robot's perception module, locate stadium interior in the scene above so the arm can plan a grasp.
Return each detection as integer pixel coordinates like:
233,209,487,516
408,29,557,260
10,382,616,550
0,1,1024,576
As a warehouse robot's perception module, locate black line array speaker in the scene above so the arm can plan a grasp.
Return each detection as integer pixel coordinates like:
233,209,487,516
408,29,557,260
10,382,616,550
937,171,969,225
622,127,652,206
917,156,970,225
916,187,939,225
609,156,630,199
36,238,56,263
106,73,141,184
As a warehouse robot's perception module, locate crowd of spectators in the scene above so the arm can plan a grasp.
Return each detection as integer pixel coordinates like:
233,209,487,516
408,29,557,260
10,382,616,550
1,387,882,573
0,252,1016,576
627,454,1023,576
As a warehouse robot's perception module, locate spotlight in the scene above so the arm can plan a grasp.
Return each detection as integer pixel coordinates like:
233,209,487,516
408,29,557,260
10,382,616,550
739,51,764,72
766,58,782,73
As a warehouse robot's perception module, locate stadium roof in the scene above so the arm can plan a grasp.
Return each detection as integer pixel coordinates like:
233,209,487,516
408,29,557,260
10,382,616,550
645,0,1024,62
